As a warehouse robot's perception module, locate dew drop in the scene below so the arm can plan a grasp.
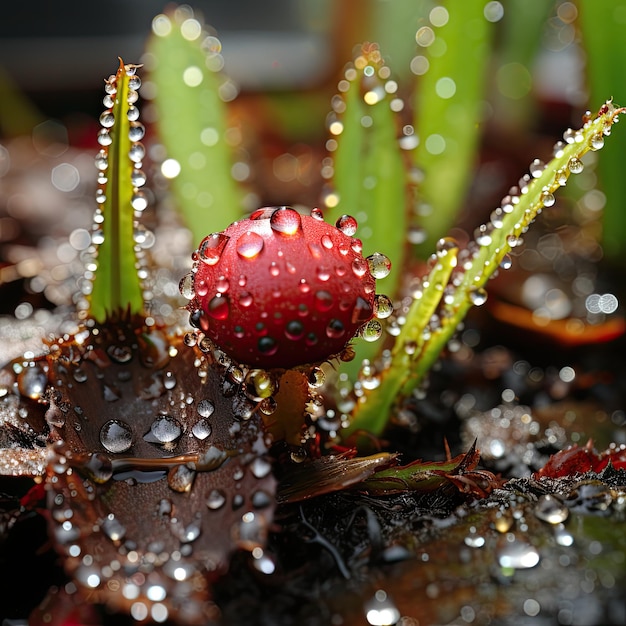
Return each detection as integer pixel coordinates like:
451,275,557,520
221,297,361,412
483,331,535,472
85,453,113,483
167,465,195,493
164,371,177,390
310,208,324,221
216,276,230,293
590,133,605,150
374,294,393,319
250,457,272,479
207,295,230,320
197,399,215,418
100,419,133,454
366,253,391,279
102,514,127,542
542,192,555,207
534,494,569,524
316,266,331,282
497,540,540,569
469,287,488,306
285,319,305,340
568,157,584,174
361,319,383,342
245,369,276,400
258,336,278,356
298,279,310,295
129,123,146,142
308,366,325,388
198,233,229,265
529,158,545,178
206,489,227,510
131,191,148,211
500,254,512,270
192,418,212,440
129,143,145,163
127,105,140,121
145,415,182,444
335,214,358,236
269,262,280,277
326,319,345,339
321,234,334,250
269,207,302,235
315,290,334,312
97,129,112,146
239,291,253,307
474,225,492,246
237,232,265,259
17,365,47,400
250,207,275,220
436,237,458,255
352,257,368,277
94,151,108,171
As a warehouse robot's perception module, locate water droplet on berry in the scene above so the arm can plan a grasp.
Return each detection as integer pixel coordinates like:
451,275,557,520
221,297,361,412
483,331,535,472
367,253,391,278
238,291,253,307
321,234,334,249
299,279,310,294
269,262,280,277
285,319,305,340
216,276,230,293
269,206,302,235
335,214,358,236
310,208,324,221
352,257,368,277
100,419,133,453
326,319,345,339
315,290,334,312
258,336,278,356
207,295,230,320
198,233,229,265
316,266,331,282
237,232,265,259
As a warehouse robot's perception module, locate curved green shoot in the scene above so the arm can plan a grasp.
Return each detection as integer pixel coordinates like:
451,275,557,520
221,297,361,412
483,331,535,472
346,102,625,437
146,7,244,244
411,2,493,256
89,59,145,323
322,43,410,376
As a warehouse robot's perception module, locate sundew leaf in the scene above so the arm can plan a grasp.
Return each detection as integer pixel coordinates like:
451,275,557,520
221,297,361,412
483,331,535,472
346,102,625,437
146,7,244,245
578,0,626,260
89,59,145,323
411,2,493,256
322,43,410,376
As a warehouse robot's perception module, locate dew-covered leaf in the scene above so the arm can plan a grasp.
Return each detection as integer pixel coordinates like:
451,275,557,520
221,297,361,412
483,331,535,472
39,321,275,623
347,102,625,436
146,7,244,243
89,60,145,323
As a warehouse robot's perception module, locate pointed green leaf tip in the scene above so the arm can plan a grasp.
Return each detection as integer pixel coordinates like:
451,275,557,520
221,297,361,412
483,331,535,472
146,8,244,244
345,101,625,438
88,59,146,323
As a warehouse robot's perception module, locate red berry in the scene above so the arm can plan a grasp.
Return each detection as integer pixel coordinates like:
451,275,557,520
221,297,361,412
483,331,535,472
183,207,389,369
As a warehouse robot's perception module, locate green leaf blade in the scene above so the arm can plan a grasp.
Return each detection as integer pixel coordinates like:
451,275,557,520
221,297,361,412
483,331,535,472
147,9,244,245
89,60,144,322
